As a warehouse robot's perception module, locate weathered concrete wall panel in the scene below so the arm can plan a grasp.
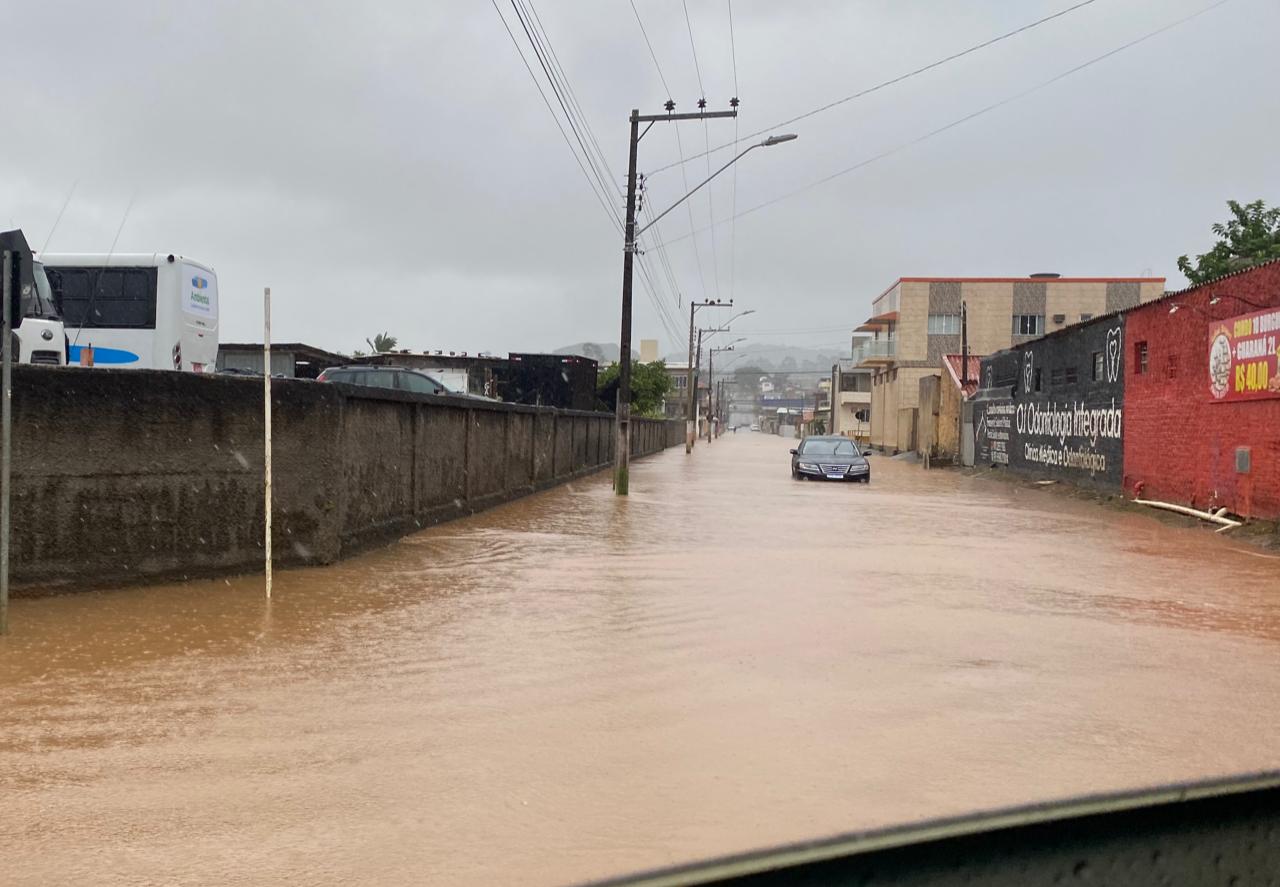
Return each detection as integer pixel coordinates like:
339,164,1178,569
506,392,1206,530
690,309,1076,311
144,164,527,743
506,412,533,491
3,366,681,593
468,409,509,498
417,405,468,508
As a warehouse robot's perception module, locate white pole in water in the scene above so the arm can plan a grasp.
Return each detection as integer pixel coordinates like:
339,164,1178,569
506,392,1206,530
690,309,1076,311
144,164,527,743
1,249,12,635
263,287,272,600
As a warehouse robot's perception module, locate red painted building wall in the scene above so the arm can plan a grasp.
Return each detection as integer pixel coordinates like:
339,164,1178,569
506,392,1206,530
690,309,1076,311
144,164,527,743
1123,261,1280,518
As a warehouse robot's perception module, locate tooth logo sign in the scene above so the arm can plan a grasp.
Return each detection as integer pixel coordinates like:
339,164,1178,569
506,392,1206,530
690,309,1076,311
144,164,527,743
191,276,208,289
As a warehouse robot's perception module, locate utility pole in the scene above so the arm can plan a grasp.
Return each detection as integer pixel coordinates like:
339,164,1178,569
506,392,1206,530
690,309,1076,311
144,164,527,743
614,109,641,496
960,300,970,387
706,341,742,443
685,299,728,453
707,345,714,444
615,102,739,494
693,328,705,445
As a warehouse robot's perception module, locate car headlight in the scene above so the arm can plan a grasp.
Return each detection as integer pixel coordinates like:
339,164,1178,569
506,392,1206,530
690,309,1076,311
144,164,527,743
849,464,868,473
798,461,818,470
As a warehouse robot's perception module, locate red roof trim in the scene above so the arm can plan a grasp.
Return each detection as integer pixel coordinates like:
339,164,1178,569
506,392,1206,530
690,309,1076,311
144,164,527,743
897,277,1165,284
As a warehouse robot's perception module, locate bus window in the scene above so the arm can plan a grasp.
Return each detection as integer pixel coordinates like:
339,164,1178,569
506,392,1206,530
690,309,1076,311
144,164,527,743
50,268,157,329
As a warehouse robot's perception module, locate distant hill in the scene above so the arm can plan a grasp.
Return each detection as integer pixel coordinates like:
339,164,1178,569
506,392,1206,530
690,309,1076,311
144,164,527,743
553,340,844,371
663,342,845,372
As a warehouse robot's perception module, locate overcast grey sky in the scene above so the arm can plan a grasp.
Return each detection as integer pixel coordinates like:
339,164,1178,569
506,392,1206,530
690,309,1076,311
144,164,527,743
6,0,1276,358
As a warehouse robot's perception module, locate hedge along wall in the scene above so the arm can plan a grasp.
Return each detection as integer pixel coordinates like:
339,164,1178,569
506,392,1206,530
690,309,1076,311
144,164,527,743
974,313,1127,491
3,366,682,593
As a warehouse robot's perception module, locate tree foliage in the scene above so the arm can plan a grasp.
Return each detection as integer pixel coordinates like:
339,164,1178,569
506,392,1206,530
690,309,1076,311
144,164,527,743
598,360,673,417
1177,200,1280,285
365,332,399,353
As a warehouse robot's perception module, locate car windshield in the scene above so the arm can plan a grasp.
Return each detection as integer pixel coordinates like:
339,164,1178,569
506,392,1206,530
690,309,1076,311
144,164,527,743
801,438,856,456
6,5,1278,886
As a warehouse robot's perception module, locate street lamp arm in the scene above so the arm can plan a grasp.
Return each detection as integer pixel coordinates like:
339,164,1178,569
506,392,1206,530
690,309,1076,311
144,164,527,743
635,135,795,240
636,144,758,239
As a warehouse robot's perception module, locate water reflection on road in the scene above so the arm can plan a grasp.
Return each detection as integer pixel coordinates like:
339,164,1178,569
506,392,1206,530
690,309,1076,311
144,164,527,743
3,434,1279,885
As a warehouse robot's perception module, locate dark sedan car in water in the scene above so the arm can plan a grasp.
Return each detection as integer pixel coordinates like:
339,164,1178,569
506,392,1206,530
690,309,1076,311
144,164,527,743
790,436,872,482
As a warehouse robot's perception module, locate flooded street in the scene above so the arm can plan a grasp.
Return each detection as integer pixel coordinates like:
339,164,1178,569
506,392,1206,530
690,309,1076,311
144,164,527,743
3,433,1279,885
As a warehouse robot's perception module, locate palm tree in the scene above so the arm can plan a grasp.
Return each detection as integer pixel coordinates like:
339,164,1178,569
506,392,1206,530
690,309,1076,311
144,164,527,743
366,332,398,353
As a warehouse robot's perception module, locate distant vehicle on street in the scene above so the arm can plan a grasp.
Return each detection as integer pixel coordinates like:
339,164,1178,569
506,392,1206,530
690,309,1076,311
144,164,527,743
43,252,219,372
790,435,872,482
317,364,491,400
750,423,760,432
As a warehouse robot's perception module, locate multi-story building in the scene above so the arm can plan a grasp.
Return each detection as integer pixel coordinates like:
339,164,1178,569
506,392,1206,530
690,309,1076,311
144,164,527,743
829,357,872,439
856,274,1165,452
662,363,693,419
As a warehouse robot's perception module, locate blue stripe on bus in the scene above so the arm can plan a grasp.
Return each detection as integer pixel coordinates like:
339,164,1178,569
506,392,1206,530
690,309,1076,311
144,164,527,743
68,345,141,365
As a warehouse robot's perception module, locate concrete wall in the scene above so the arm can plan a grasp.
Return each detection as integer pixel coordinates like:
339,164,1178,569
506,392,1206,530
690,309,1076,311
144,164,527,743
916,374,940,463
3,367,682,593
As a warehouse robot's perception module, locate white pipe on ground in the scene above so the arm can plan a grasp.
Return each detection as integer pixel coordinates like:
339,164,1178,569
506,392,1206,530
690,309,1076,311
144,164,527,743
1133,498,1242,531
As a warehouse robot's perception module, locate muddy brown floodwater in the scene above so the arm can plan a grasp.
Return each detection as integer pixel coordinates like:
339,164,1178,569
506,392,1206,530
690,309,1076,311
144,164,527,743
3,433,1279,885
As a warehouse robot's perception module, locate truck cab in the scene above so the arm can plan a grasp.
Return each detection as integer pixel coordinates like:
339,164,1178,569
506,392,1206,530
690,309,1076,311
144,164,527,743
2,229,67,365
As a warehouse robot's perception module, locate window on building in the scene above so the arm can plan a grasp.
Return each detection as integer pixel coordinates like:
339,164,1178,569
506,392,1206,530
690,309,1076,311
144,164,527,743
1033,368,1042,392
841,373,870,392
1135,341,1149,374
673,375,687,389
1080,313,1094,322
927,314,960,334
1065,367,1078,385
1166,353,1179,378
1012,314,1043,336
1092,351,1104,381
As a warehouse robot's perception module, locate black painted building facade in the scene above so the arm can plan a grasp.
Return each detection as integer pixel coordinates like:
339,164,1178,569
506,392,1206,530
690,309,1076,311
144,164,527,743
974,314,1127,489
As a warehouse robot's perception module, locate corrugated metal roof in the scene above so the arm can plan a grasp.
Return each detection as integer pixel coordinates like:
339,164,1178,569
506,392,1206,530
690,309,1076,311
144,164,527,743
943,354,982,398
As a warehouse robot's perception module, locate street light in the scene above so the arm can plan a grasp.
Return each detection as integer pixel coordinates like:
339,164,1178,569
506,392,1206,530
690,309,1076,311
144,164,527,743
614,110,798,494
635,136,799,239
705,338,748,443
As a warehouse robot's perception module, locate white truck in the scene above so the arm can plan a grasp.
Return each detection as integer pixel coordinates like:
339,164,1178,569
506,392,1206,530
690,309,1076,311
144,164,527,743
42,253,219,371
1,229,68,365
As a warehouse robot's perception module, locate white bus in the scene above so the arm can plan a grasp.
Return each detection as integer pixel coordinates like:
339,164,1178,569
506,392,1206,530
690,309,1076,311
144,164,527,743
1,229,67,366
42,253,219,372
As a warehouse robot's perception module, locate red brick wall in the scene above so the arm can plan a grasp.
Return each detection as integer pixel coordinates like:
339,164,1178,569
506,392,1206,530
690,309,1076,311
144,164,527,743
1123,261,1280,518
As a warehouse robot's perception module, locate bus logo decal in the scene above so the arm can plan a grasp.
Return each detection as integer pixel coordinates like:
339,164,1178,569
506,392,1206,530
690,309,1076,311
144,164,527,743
192,276,208,289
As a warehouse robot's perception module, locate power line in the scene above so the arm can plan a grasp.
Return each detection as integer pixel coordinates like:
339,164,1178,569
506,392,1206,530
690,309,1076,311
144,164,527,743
625,0,709,307
727,0,740,307
682,0,722,303
510,0,621,211
650,0,1234,249
490,0,621,232
648,0,1102,177
682,0,707,98
629,0,672,98
494,0,680,350
522,0,623,195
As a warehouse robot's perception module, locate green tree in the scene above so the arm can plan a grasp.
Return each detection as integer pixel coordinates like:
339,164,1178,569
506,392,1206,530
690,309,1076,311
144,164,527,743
365,332,399,353
1177,200,1280,285
598,360,673,417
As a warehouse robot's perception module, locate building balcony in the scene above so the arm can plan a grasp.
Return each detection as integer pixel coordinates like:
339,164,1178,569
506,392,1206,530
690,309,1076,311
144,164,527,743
852,340,896,366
